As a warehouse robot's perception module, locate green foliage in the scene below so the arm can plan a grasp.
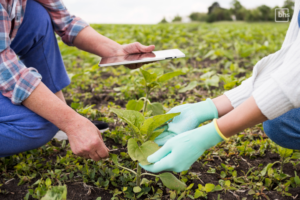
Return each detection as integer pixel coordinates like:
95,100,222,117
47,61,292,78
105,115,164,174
110,66,185,191
160,17,168,24
172,15,182,23
189,12,207,22
158,173,186,191
126,100,144,111
127,139,160,165
110,108,144,138
139,68,184,91
41,185,67,200
1,23,298,200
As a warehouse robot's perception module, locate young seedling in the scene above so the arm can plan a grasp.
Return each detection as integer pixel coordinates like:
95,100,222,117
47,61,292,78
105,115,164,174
194,183,222,199
110,67,186,191
277,146,294,174
127,67,185,117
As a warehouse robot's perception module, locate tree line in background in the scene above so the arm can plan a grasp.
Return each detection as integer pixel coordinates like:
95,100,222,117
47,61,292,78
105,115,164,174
161,0,294,23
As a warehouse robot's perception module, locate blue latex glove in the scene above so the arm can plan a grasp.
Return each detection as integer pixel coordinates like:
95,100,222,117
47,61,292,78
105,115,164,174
154,99,218,146
141,120,228,173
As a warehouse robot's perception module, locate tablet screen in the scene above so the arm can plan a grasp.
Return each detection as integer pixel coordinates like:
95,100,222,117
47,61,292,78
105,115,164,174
99,49,185,67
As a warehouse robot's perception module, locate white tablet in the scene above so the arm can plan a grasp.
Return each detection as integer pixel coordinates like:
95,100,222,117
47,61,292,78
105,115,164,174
99,49,185,67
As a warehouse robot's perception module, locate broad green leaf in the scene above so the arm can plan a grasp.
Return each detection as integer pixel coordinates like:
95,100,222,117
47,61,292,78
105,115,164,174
186,183,194,190
213,185,223,192
265,178,272,187
140,69,157,84
141,113,180,138
170,191,176,199
126,100,144,111
248,189,255,195
224,180,230,187
205,183,215,193
133,186,142,193
177,191,186,200
45,178,52,187
224,81,237,90
158,173,186,191
194,189,204,198
112,168,119,175
291,152,300,159
41,185,67,200
204,75,220,87
141,178,150,185
148,68,164,77
110,154,119,165
157,71,184,83
278,146,293,158
260,162,279,176
295,172,300,185
110,108,144,135
200,71,215,79
77,105,95,115
147,81,160,89
220,171,226,178
128,138,139,161
179,81,198,93
127,139,160,165
148,129,165,141
147,103,165,116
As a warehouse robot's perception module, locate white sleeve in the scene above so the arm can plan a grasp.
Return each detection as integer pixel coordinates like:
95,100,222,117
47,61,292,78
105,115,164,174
253,30,300,120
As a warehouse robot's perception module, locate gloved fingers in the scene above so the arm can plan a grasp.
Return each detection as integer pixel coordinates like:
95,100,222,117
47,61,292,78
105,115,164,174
140,154,173,173
147,142,172,163
154,124,168,132
166,104,190,114
154,131,177,146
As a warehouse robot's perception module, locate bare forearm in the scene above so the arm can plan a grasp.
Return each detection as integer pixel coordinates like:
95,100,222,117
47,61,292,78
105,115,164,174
73,26,124,57
217,96,268,138
212,95,234,117
22,83,80,133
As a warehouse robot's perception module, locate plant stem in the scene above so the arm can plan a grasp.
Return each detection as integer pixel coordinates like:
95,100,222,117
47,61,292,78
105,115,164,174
136,88,150,186
142,89,149,115
280,159,284,174
141,173,158,177
136,163,142,186
117,165,137,175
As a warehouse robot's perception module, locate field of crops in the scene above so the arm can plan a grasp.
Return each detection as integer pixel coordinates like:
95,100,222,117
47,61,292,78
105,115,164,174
2,22,300,200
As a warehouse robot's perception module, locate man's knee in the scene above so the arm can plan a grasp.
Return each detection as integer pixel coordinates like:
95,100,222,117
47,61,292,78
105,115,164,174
0,122,59,157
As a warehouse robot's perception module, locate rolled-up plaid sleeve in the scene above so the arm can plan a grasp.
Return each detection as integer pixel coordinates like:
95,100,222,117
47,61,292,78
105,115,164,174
0,7,41,104
35,0,89,46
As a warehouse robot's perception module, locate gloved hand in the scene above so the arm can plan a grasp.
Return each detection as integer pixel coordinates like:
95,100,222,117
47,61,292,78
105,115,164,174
141,120,228,173
154,99,219,146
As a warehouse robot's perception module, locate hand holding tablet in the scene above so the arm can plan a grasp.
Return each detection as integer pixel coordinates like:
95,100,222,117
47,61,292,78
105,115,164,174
99,49,185,68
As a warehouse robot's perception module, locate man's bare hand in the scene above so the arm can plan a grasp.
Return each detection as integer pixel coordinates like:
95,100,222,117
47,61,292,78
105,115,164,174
65,116,109,161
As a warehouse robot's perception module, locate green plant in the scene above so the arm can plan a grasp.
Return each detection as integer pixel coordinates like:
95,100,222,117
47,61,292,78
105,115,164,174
194,183,222,198
41,185,67,200
110,68,186,191
277,146,293,174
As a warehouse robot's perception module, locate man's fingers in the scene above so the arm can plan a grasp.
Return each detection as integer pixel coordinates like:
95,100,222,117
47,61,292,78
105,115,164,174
147,143,171,163
97,139,110,158
89,151,101,162
136,43,155,53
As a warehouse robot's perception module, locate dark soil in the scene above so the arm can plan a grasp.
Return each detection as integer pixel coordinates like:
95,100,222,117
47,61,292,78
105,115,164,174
2,136,300,200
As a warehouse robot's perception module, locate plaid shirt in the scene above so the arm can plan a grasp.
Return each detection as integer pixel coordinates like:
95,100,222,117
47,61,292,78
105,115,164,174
0,0,89,104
